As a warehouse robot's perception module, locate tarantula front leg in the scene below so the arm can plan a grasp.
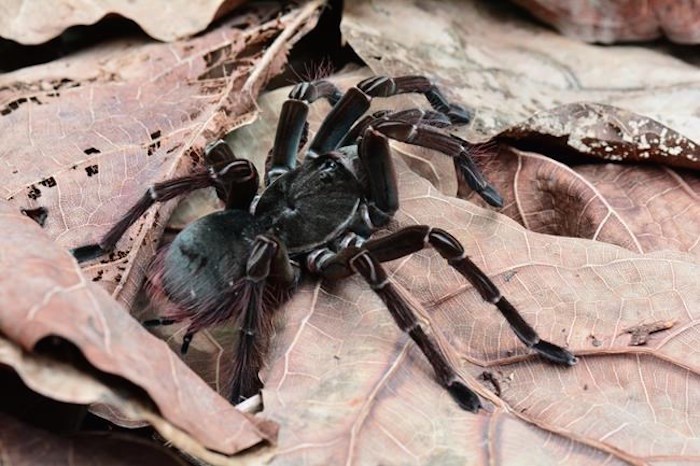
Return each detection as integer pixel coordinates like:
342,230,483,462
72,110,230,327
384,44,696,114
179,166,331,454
310,75,473,154
363,226,577,366
364,119,504,207
311,247,482,412
71,141,258,262
355,110,464,226
266,80,343,185
339,108,451,148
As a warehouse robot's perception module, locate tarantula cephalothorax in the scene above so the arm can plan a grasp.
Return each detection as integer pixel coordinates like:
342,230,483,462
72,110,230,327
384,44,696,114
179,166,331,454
72,75,577,411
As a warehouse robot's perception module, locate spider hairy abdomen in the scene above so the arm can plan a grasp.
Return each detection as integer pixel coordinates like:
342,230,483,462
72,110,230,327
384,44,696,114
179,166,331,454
162,210,260,310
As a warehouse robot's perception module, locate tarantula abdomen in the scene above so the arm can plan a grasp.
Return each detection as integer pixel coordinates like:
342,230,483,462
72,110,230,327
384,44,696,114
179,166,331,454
161,211,258,307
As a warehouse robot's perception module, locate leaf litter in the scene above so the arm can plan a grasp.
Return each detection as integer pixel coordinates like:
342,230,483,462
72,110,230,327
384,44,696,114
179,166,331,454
212,1,700,464
0,0,323,463
2,0,700,464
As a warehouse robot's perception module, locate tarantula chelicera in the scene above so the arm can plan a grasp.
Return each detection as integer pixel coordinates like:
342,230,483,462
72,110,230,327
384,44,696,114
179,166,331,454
72,75,577,411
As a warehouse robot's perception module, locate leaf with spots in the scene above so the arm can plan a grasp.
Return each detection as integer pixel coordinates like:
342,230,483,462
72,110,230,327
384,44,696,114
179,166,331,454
343,0,700,259
143,72,698,465
1,1,323,307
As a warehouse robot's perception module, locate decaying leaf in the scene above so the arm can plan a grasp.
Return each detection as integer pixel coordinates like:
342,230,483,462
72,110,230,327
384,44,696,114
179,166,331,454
453,144,700,258
0,202,274,455
343,0,700,260
1,1,322,307
498,103,700,170
342,0,700,143
0,0,246,45
512,0,700,44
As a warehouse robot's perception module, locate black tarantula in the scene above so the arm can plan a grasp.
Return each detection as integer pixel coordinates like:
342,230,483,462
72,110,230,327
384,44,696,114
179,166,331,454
72,75,577,412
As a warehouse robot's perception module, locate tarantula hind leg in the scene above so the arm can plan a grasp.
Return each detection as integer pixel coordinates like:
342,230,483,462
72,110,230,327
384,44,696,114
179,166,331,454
363,226,577,366
313,248,483,412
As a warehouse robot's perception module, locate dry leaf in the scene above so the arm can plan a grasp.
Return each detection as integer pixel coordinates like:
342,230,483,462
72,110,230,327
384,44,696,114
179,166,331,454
0,0,246,45
512,0,700,44
342,0,700,142
0,203,273,455
2,1,322,308
343,0,700,259
217,76,700,465
498,103,699,171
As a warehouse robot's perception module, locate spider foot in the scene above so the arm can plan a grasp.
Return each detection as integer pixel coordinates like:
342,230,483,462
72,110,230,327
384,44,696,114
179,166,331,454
446,379,482,412
452,156,504,208
71,244,107,263
533,340,578,366
446,103,473,125
479,185,504,208
180,332,194,355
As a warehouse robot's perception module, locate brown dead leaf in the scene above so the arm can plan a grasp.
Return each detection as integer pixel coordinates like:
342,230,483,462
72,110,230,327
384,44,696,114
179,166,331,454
343,0,700,260
233,147,700,464
171,71,694,464
0,412,188,466
454,145,700,257
1,1,322,308
0,202,273,456
498,103,700,171
512,0,700,44
342,0,700,142
0,0,246,45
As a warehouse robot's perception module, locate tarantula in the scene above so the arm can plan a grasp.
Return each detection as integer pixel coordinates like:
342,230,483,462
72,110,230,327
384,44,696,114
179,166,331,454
72,75,577,411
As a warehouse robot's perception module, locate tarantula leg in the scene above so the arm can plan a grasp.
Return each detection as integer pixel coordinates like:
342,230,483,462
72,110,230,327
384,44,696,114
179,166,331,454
313,248,482,412
230,234,297,403
340,109,451,147
357,124,399,226
364,225,578,366
359,76,472,124
71,157,259,263
204,140,259,210
310,75,472,154
267,80,343,185
338,110,392,147
356,109,459,226
367,120,504,207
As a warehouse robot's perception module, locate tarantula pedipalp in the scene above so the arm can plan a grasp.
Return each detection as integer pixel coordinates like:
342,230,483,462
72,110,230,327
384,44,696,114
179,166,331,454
72,75,577,411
